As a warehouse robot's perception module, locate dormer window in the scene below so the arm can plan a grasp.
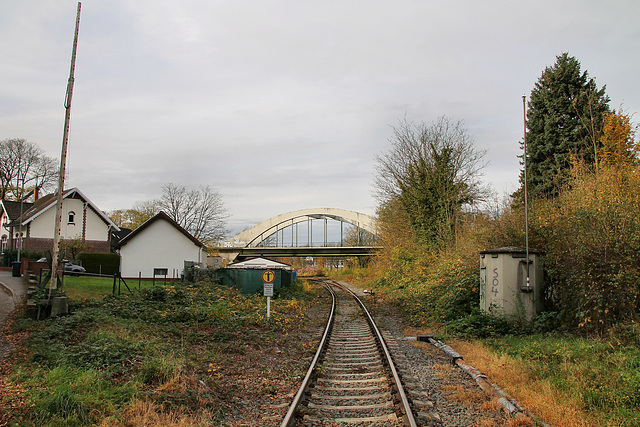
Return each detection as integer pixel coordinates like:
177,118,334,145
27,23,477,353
68,211,76,224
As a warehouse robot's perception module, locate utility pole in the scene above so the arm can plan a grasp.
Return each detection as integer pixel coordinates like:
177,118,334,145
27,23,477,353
17,171,24,262
523,95,531,290
50,2,81,291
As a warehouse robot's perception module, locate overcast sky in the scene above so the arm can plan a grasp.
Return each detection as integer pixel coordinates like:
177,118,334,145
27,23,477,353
1,0,639,236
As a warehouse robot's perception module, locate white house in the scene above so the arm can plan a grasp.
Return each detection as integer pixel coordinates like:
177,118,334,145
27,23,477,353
3,188,118,255
1,199,32,254
116,211,206,279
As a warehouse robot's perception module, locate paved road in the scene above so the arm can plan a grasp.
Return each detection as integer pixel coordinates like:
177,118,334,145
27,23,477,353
0,270,27,361
0,270,26,327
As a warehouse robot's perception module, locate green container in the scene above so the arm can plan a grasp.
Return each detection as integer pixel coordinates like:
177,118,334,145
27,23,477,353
214,268,294,294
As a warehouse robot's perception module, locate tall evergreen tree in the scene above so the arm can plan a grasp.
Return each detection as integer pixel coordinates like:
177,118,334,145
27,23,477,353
519,53,609,199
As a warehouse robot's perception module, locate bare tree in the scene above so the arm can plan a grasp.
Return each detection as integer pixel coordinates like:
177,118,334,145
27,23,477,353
108,200,157,230
155,183,229,244
373,116,487,244
342,224,377,246
0,138,58,200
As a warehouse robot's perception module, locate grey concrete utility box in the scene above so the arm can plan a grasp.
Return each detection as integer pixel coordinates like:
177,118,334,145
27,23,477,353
479,247,544,322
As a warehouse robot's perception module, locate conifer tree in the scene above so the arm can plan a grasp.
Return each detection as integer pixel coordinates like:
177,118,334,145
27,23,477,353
519,53,609,199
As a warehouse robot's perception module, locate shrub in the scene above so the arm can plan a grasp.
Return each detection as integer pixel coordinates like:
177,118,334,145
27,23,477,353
139,354,185,385
532,311,562,333
140,286,169,302
2,249,43,266
542,166,640,333
445,308,515,338
435,270,480,322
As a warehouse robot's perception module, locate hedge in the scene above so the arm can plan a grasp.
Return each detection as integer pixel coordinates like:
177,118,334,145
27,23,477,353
77,252,120,276
2,249,43,267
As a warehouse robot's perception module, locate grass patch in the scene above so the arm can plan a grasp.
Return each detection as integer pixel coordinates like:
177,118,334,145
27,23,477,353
2,278,322,426
62,276,169,300
451,334,640,427
12,366,137,426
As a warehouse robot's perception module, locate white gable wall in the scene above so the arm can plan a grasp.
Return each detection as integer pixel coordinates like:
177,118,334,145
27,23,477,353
84,204,110,240
28,198,109,241
1,210,9,252
120,218,203,279
1,210,10,239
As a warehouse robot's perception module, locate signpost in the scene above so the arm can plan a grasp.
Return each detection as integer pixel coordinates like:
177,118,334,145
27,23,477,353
262,270,275,319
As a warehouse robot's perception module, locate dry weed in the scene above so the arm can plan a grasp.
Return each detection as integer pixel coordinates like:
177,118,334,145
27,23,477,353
505,417,534,427
99,399,213,427
450,339,598,427
432,363,452,371
478,398,503,412
155,374,187,393
441,384,486,408
474,418,501,427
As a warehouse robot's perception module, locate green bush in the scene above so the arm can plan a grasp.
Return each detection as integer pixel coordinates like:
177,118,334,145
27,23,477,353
540,167,640,333
2,248,43,266
435,271,480,322
77,252,120,275
532,311,562,333
445,308,515,338
139,354,185,385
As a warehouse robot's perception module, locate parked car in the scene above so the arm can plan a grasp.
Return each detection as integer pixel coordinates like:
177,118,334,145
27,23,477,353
34,258,86,275
63,262,85,275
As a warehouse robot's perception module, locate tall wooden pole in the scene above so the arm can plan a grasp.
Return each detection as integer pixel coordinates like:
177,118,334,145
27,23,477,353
523,95,530,289
51,2,81,291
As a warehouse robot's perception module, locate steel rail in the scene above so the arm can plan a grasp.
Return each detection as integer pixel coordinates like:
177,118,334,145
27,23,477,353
329,280,418,427
280,281,336,427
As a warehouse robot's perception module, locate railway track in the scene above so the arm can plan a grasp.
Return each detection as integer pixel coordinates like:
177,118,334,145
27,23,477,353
282,279,417,426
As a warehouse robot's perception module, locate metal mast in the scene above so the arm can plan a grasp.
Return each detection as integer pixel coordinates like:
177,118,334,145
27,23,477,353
523,95,531,290
50,2,81,290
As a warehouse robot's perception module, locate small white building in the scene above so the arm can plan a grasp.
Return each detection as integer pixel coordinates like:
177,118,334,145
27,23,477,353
116,211,206,279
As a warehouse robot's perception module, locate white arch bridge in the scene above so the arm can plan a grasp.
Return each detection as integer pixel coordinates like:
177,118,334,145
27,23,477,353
215,208,381,261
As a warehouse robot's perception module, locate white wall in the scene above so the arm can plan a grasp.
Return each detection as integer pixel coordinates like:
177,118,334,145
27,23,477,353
29,199,109,241
120,218,202,279
1,210,9,252
1,210,10,239
83,204,109,240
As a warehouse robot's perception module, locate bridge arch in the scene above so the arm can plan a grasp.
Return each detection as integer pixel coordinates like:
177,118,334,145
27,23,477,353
226,208,377,247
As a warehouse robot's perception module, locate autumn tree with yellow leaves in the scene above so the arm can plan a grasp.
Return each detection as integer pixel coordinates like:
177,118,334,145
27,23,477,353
598,109,639,169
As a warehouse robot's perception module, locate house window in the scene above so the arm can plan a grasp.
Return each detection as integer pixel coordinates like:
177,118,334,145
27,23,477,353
1,235,6,253
68,211,76,224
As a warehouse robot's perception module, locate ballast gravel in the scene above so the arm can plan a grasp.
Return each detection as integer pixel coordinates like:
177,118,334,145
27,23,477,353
334,281,511,427
220,279,514,426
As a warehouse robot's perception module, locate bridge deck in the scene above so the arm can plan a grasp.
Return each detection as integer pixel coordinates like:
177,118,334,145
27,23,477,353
214,246,381,261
